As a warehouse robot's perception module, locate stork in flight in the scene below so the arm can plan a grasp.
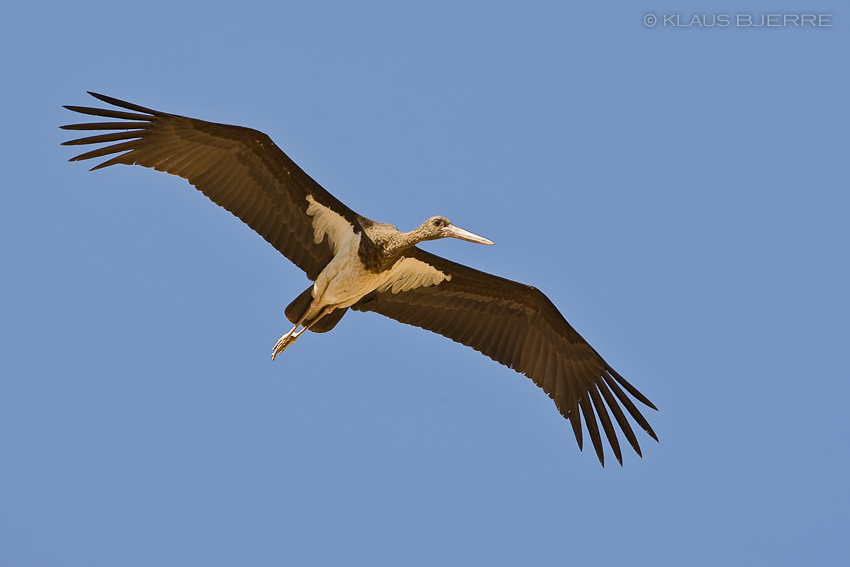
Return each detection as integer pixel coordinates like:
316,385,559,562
62,93,658,465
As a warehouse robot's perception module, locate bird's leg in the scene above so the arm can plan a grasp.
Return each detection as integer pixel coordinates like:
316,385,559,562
270,305,336,360
271,323,301,360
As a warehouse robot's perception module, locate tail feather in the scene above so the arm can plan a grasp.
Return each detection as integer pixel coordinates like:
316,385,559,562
284,286,347,333
285,286,314,325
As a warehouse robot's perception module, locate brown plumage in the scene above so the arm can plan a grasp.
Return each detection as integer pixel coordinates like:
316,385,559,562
62,92,658,465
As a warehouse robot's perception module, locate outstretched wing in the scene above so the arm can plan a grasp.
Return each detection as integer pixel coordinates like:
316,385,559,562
62,92,361,280
353,247,658,466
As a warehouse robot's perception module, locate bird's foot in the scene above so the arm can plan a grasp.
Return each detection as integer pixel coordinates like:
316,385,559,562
271,330,299,360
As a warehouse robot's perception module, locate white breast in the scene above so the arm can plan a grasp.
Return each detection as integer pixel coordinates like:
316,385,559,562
305,194,452,309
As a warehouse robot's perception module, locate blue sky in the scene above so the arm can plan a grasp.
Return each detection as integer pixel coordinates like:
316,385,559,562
2,1,848,565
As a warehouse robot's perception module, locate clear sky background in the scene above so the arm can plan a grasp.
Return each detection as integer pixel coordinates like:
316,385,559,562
2,1,848,565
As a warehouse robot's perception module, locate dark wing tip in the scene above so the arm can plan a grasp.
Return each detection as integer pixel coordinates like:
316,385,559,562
608,366,658,411
589,385,623,465
567,405,583,451
578,395,605,466
86,92,160,115
61,93,156,170
562,363,657,466
61,92,159,126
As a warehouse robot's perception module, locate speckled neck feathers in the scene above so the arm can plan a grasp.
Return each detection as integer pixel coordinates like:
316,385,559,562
357,217,426,273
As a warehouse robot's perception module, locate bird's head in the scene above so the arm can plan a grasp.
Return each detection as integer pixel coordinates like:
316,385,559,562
420,216,494,245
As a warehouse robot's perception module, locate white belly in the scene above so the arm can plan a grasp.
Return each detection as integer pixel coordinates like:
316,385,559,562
310,233,387,311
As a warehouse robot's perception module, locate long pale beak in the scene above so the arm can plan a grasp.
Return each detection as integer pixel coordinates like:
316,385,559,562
442,224,494,245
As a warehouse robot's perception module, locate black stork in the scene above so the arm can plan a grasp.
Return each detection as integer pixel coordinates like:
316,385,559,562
62,92,658,466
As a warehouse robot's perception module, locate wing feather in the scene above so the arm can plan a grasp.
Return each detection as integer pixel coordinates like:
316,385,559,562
62,92,362,280
353,247,657,465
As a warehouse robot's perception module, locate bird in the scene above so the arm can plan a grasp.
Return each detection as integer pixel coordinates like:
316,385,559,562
62,92,658,466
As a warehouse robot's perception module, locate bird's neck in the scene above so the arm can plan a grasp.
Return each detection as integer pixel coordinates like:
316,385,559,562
399,226,432,250
381,229,425,261
361,226,429,273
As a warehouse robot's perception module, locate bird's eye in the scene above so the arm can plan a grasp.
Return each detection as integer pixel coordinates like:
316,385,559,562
432,219,443,227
